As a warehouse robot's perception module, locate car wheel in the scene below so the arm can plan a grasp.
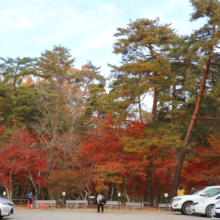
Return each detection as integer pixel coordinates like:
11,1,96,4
181,210,185,215
0,216,4,219
182,202,193,215
206,205,214,218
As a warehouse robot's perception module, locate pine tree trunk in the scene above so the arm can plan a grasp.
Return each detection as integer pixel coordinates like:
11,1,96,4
97,107,101,119
171,59,211,198
13,80,18,129
152,87,158,122
171,83,176,124
145,86,158,205
13,95,18,129
138,93,143,123
53,95,59,142
49,87,60,176
171,148,186,197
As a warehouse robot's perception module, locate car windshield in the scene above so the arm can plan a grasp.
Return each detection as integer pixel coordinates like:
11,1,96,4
192,189,204,195
208,191,220,197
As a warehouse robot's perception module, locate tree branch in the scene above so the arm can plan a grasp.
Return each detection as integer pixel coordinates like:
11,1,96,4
196,117,218,120
209,62,220,66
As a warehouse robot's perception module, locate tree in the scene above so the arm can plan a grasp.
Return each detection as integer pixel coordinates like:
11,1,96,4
37,46,75,146
81,115,147,202
109,17,178,203
47,168,93,200
0,57,36,128
109,17,177,123
172,0,220,197
78,62,106,119
33,46,106,178
0,129,47,200
183,135,220,186
122,123,182,204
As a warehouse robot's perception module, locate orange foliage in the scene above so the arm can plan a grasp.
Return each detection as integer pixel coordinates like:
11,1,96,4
22,75,34,86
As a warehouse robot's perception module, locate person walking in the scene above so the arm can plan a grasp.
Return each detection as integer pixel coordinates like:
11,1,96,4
97,192,104,213
191,186,197,194
177,185,185,196
27,191,33,209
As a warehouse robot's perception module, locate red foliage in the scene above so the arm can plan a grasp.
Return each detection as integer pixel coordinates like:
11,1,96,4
181,135,220,189
77,114,174,200
0,129,48,190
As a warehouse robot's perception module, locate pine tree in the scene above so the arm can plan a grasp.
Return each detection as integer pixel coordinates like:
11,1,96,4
0,57,36,129
71,61,106,119
109,18,178,204
172,0,220,197
109,17,177,123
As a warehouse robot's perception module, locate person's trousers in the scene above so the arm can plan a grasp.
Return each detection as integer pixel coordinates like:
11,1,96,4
97,204,104,212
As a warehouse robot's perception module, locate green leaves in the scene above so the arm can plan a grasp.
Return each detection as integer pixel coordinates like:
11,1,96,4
109,18,180,123
190,0,220,22
0,57,37,128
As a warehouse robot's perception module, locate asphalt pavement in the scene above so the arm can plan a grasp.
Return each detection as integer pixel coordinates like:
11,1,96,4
5,209,207,220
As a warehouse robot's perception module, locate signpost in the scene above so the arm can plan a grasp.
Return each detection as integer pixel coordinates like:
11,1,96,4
90,196,95,209
118,193,121,210
164,193,168,211
62,192,66,209
140,197,143,211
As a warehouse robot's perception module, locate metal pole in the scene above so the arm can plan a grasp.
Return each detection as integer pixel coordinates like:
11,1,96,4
63,196,65,209
141,197,143,211
118,196,120,210
34,195,36,209
166,197,167,211
92,198,93,209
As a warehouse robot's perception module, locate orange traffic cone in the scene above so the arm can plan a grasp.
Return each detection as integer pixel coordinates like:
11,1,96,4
39,203,43,210
26,200,30,209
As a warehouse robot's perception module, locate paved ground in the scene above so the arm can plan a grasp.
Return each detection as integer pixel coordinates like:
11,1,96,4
5,209,207,220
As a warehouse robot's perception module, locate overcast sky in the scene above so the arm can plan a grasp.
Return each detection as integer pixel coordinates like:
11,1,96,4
0,0,205,110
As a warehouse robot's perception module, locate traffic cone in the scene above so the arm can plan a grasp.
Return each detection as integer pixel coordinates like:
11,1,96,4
26,200,30,209
39,203,43,210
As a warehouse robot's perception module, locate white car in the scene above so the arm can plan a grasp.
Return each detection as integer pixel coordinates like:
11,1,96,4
171,186,220,215
212,200,220,219
0,198,14,219
190,191,220,217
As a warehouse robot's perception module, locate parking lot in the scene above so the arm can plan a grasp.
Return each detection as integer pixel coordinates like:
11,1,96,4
5,209,207,220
